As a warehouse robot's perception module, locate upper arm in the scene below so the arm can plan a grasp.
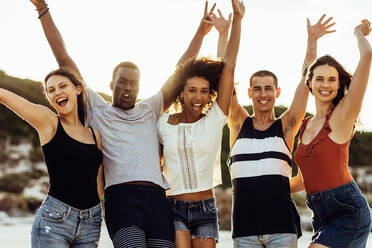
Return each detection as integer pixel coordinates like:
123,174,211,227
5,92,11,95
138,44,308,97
161,75,176,111
227,93,248,147
281,81,309,143
216,66,235,115
0,89,56,133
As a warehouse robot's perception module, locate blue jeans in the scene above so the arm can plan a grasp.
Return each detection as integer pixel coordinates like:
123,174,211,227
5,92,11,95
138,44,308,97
31,195,102,248
169,197,219,242
233,233,297,248
306,181,371,248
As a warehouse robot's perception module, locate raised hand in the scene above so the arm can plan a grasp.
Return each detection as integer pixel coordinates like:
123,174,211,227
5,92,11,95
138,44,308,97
199,1,217,36
307,14,336,40
232,0,245,19
355,19,371,36
29,0,47,9
211,9,232,34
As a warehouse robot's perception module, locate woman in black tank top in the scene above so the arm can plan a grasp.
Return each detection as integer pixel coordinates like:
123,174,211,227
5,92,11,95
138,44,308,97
0,68,104,248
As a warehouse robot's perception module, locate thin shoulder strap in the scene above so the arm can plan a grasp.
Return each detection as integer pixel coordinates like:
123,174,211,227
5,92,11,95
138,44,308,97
89,127,98,146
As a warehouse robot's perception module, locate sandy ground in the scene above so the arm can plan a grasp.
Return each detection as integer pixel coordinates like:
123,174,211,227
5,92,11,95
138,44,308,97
1,220,371,247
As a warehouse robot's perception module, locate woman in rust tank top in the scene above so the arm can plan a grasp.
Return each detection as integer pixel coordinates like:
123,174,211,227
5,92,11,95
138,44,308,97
292,20,372,248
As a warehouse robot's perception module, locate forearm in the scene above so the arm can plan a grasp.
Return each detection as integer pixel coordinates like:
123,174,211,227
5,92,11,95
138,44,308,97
217,30,229,58
177,27,205,66
36,5,80,75
356,31,372,60
302,37,317,72
223,17,242,69
290,174,305,194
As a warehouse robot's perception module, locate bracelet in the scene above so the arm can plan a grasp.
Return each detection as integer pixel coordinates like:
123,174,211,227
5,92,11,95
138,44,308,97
38,8,49,19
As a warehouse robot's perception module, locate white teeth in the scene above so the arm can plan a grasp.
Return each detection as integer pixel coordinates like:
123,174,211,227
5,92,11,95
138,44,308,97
57,98,67,103
124,94,130,97
258,100,268,104
320,91,330,95
193,103,202,107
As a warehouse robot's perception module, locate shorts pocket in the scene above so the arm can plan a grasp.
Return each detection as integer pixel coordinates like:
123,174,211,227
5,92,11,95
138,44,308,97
331,191,360,213
40,204,68,223
205,200,218,214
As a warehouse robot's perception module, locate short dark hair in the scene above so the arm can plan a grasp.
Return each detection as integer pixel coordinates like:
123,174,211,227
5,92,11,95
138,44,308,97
44,68,87,124
171,57,225,112
112,61,140,81
307,55,352,107
249,70,278,88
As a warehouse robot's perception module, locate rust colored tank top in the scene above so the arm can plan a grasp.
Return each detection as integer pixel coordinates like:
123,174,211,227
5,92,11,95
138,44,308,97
294,111,353,194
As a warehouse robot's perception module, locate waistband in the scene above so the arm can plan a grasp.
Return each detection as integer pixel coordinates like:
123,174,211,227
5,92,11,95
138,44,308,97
169,197,215,208
43,195,101,218
306,180,358,202
105,182,166,195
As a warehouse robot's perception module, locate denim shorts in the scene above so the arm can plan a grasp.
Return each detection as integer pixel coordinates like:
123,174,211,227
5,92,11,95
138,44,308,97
233,233,297,248
169,197,219,242
306,181,372,248
31,195,102,248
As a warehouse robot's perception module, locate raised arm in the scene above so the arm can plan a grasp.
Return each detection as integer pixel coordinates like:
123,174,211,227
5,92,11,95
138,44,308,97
212,9,232,58
216,0,245,115
161,1,216,110
281,15,335,149
0,89,56,144
332,20,372,130
29,0,82,78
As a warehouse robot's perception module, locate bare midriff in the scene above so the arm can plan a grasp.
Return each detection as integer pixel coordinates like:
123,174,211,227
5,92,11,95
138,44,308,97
168,189,214,202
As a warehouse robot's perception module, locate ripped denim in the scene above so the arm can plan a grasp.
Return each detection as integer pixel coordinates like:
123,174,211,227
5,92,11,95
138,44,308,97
31,195,102,248
168,197,219,242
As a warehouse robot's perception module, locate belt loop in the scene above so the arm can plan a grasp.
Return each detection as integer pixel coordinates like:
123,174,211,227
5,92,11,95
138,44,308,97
202,200,206,212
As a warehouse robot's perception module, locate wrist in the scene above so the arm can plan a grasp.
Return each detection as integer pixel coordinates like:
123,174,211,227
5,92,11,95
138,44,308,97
232,16,242,24
35,2,48,11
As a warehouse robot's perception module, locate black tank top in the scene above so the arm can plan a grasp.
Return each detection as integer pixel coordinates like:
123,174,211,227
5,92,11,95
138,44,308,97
42,119,103,209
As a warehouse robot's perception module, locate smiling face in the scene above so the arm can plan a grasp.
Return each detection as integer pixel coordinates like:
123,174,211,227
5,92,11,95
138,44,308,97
248,76,280,113
181,76,210,119
45,74,81,116
111,67,140,110
309,64,339,104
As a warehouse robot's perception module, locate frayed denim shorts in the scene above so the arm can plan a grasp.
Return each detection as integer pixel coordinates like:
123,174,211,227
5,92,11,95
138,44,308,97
306,181,371,248
169,197,219,242
31,195,102,248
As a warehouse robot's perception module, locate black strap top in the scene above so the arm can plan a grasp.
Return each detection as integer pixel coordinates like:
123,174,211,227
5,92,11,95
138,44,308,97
42,119,103,209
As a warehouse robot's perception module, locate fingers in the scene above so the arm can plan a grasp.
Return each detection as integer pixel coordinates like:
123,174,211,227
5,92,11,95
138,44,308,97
217,9,224,19
228,13,232,22
204,1,208,16
307,18,311,27
325,30,336,34
325,22,336,29
322,16,333,26
202,19,214,25
210,3,216,14
317,14,326,24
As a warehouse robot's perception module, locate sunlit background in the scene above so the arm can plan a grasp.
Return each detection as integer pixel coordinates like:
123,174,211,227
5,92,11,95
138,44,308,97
0,0,371,129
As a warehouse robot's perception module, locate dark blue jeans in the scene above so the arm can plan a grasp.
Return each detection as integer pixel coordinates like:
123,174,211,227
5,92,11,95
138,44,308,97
306,181,371,248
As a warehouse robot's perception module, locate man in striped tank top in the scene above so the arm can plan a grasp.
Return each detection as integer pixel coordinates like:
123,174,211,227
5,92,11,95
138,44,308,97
227,15,336,247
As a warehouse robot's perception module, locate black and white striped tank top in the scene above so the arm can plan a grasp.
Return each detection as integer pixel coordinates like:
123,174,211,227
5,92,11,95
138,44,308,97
229,117,301,238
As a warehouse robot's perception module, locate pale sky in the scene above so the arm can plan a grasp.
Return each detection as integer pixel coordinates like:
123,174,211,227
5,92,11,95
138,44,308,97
0,0,371,130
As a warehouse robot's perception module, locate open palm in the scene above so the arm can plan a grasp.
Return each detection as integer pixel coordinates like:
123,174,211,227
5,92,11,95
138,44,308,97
307,14,336,40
